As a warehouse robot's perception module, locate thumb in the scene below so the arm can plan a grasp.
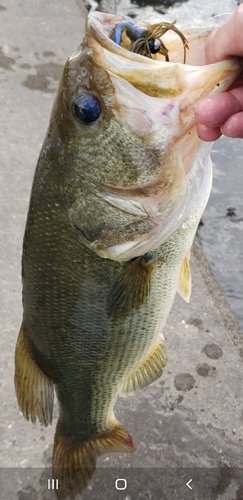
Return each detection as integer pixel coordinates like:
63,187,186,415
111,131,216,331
205,5,243,64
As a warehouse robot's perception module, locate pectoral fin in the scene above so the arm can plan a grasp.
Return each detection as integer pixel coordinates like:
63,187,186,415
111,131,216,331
177,252,191,303
120,338,167,396
14,323,54,426
107,255,155,318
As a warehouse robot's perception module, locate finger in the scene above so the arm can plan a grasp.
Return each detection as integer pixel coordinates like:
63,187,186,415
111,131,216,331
205,5,243,63
229,86,243,108
227,71,243,91
196,123,222,142
195,93,242,127
221,111,243,138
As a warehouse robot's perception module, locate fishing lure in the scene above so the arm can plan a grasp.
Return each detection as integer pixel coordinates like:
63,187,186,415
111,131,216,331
110,19,189,62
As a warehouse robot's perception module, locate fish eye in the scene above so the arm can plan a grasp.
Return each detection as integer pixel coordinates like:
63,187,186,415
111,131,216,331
73,93,101,124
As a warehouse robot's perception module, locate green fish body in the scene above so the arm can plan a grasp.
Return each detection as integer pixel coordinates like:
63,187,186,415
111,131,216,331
15,12,242,500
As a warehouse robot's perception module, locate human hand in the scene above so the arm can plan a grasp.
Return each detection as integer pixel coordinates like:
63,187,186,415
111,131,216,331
195,5,243,140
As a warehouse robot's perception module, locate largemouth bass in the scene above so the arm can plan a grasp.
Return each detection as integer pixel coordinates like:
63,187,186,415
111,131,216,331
14,11,242,500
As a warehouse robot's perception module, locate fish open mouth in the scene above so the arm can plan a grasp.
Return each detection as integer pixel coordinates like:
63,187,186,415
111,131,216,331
86,12,241,96
68,13,242,261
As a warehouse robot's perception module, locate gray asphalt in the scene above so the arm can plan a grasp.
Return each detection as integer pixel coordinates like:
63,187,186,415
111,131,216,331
0,1,243,499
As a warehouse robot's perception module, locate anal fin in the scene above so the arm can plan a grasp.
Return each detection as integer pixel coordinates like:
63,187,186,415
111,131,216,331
120,338,167,396
14,323,54,426
53,418,134,500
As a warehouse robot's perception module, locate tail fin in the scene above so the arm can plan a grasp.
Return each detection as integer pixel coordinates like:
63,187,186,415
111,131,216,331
53,419,135,499
14,323,54,426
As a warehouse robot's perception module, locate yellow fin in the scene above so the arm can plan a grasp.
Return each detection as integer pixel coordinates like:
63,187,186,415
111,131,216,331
14,324,54,426
53,419,135,499
120,339,167,396
177,252,191,303
108,256,155,318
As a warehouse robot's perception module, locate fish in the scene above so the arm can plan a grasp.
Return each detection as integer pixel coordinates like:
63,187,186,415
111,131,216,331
14,11,242,500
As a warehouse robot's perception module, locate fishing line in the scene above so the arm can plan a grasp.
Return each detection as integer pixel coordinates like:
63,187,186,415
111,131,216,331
164,12,234,63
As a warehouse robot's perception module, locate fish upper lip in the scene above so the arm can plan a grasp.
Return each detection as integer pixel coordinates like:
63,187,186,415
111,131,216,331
86,11,242,76
86,12,155,63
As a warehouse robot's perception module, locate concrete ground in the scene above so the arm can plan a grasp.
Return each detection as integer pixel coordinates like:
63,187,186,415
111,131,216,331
0,1,243,499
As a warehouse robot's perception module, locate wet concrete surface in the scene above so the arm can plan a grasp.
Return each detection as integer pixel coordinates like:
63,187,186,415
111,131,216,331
0,1,243,499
